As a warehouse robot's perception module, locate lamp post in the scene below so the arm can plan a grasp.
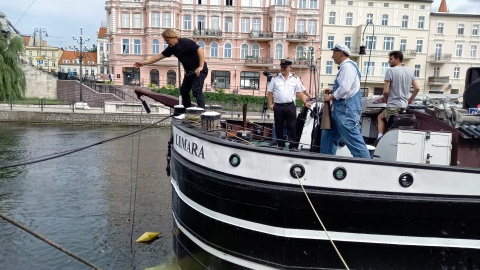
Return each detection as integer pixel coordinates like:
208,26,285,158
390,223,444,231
33,28,48,68
71,28,90,102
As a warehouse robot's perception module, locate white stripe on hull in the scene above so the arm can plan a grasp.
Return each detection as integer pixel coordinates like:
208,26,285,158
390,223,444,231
173,126,480,196
173,178,480,249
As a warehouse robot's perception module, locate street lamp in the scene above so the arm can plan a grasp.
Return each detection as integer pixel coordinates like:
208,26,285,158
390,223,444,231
71,27,90,102
33,28,48,68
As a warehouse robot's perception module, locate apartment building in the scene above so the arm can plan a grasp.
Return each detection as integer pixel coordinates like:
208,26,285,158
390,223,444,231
320,0,432,96
21,35,63,72
97,26,111,79
427,12,480,94
58,51,98,79
105,0,323,95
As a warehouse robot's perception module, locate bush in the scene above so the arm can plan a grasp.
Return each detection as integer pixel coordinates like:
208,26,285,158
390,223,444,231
148,83,157,88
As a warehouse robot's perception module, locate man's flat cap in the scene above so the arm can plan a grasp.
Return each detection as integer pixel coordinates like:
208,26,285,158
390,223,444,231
331,43,351,56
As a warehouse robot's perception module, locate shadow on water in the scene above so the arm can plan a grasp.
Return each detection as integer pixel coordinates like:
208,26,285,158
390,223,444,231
0,122,177,270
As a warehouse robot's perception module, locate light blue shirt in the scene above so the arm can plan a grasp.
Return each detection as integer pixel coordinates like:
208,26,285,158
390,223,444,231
333,59,360,100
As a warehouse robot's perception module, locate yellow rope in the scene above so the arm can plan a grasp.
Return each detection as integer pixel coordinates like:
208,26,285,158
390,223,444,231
293,171,350,270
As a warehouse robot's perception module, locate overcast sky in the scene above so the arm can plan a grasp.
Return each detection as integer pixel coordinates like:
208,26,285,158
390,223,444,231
1,0,479,48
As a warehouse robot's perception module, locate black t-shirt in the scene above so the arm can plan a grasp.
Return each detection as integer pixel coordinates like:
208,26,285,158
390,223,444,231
161,38,207,73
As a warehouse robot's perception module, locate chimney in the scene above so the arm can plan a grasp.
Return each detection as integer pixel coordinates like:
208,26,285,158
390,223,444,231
438,0,448,12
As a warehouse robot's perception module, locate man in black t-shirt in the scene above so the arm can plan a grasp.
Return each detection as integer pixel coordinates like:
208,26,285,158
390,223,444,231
134,29,208,108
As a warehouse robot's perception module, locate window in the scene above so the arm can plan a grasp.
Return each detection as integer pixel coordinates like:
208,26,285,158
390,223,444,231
382,14,388,26
224,43,232,58
133,14,141,28
197,15,205,32
331,0,336,4
240,71,259,90
404,4,409,8
211,16,219,30
275,44,283,59
163,40,168,49
402,15,408,28
310,0,318,8
308,20,316,35
458,24,464,35
299,0,306,8
454,67,460,79
329,11,336,25
420,5,425,9
197,41,205,49
241,18,250,32
163,13,171,28
381,62,389,76
416,40,423,53
437,22,444,34
400,39,407,52
473,25,479,36
366,36,376,50
184,15,192,30
345,36,351,49
383,37,394,50
276,17,285,32
297,20,306,32
122,39,130,54
241,44,248,58
52,52,55,57
363,62,374,76
153,39,159,54
252,44,260,58
456,44,463,57
434,67,440,77
252,18,261,31
226,0,233,6
152,12,160,27
435,44,443,60
122,13,130,28
225,17,233,32
99,43,104,51
366,14,373,24
418,16,425,29
210,42,218,58
384,3,389,7
368,2,373,7
327,36,334,49
326,61,333,74
133,39,141,54
348,1,353,5
306,46,314,60
414,65,420,77
346,12,353,26
471,45,477,58
296,46,305,59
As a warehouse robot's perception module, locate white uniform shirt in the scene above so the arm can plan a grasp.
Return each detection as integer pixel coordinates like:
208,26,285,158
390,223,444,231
333,59,360,100
267,73,303,103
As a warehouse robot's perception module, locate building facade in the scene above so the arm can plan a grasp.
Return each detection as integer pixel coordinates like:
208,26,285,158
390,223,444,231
20,35,63,73
105,0,323,95
320,0,432,96
426,12,480,94
97,26,111,80
58,51,98,79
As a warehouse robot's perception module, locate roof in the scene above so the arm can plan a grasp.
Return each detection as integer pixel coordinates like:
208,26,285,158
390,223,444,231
59,50,97,65
438,0,448,12
23,35,30,46
98,27,107,38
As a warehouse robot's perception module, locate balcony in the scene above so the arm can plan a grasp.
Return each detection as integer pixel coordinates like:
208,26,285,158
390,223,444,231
244,56,273,67
427,54,452,64
193,28,223,38
286,32,308,41
292,58,309,68
402,50,417,59
248,31,274,41
428,76,449,85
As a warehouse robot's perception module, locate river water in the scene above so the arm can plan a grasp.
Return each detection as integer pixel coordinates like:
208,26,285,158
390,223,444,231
0,123,176,270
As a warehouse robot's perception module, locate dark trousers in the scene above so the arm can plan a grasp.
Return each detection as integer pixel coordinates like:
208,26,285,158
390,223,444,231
181,70,207,108
273,102,297,148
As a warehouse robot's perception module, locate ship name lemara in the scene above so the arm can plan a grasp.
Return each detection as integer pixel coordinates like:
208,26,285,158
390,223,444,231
175,134,205,159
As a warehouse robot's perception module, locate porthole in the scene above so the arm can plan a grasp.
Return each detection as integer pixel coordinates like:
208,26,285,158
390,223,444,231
229,154,241,167
333,167,347,180
290,165,305,178
399,173,414,187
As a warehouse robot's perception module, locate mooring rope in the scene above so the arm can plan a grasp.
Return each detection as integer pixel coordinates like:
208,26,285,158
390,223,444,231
293,171,350,270
0,213,101,269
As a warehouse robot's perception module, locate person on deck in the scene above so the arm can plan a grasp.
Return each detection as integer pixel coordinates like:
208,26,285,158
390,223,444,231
134,29,208,108
376,51,420,139
320,44,370,158
268,59,311,149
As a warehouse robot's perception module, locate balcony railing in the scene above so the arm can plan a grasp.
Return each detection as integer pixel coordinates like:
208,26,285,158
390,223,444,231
248,31,274,38
244,56,273,64
428,53,452,62
286,32,308,40
193,28,222,37
428,76,449,83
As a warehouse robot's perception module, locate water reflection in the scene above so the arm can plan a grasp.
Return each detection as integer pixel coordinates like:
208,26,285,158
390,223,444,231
0,123,176,270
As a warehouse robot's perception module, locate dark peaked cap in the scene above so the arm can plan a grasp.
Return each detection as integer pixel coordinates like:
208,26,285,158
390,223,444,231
280,59,293,66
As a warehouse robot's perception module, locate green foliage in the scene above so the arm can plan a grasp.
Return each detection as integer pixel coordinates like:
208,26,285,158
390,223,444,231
148,83,157,88
0,35,26,101
217,88,225,94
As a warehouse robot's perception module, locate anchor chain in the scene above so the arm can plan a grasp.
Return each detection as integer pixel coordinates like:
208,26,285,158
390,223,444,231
166,135,173,176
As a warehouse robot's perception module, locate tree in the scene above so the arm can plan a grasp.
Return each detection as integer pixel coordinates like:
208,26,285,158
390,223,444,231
0,34,26,101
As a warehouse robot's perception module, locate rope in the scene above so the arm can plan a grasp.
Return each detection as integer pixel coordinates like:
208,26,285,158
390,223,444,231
293,171,350,270
0,213,101,269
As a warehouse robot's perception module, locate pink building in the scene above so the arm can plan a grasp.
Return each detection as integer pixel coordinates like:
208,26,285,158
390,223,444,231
105,0,323,96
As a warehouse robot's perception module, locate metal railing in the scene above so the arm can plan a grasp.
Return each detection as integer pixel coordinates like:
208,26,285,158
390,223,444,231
286,32,308,40
248,31,274,38
193,28,223,36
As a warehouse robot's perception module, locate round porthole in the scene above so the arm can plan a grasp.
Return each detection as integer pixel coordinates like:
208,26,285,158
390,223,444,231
399,173,414,187
290,165,305,178
229,154,241,167
333,167,347,181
